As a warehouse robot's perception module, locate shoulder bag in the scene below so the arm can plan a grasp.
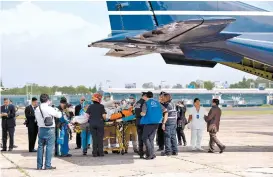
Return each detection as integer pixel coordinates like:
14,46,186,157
39,105,54,126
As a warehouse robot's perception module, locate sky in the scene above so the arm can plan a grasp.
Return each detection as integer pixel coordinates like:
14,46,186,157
1,1,272,89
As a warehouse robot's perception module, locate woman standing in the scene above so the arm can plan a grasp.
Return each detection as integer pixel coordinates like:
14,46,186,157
80,101,92,155
176,101,187,146
56,97,73,157
156,92,166,151
86,93,107,157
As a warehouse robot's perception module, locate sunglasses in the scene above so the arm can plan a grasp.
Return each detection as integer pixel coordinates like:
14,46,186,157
81,99,85,101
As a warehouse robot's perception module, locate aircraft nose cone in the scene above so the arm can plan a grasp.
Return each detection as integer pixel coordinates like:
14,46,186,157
88,43,94,47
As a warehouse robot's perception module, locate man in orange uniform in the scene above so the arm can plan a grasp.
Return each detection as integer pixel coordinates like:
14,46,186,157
102,92,118,154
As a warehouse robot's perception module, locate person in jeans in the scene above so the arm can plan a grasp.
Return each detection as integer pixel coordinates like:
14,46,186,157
35,94,62,170
161,93,178,156
80,101,91,155
140,91,167,160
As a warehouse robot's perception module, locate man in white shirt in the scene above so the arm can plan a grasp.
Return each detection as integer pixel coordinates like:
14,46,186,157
35,94,62,170
188,98,207,151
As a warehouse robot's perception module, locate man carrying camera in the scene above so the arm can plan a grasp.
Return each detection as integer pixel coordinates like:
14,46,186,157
35,94,62,170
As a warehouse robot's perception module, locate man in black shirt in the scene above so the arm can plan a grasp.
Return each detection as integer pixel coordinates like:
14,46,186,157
156,92,166,151
74,96,86,149
134,92,146,158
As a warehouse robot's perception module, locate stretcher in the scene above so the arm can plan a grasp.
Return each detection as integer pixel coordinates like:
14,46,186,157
103,114,136,155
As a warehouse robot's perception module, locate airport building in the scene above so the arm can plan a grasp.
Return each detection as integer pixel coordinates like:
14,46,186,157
2,88,273,107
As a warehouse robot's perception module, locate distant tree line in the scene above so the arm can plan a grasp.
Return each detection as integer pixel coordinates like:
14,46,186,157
229,77,273,88
1,83,97,95
142,81,215,90
141,77,273,90
2,76,272,95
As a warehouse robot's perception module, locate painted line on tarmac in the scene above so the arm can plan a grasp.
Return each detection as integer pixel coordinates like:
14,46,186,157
0,152,31,177
170,156,245,177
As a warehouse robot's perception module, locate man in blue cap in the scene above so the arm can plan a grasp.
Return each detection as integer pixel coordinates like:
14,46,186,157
141,91,167,160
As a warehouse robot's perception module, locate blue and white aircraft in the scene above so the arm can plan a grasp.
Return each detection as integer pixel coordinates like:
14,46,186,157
89,1,273,81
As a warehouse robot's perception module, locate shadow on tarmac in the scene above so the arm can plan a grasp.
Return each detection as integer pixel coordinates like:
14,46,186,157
4,145,273,167
242,131,273,136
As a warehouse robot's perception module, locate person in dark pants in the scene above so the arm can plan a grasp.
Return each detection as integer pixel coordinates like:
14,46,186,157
1,98,16,151
205,99,226,153
25,97,39,152
161,93,178,156
140,91,167,160
74,96,86,149
176,101,187,146
86,93,106,157
9,100,18,149
134,93,146,158
156,92,166,151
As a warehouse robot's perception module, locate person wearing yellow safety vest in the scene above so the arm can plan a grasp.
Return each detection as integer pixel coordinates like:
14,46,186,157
124,94,138,153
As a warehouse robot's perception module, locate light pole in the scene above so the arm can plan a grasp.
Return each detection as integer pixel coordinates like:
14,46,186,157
160,80,166,89
26,83,33,104
106,80,111,88
250,82,255,88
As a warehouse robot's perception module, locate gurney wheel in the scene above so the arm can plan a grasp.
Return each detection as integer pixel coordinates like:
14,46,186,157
115,150,120,154
121,150,125,155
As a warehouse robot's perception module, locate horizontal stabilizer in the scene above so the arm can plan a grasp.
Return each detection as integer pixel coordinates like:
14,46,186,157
129,17,236,44
161,53,217,68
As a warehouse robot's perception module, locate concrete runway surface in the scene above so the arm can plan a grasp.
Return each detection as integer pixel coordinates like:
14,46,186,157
0,113,273,177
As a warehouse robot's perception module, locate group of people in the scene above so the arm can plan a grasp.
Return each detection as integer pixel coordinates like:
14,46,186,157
1,91,225,170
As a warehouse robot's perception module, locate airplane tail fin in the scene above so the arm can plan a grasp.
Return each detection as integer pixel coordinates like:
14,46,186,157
106,1,157,35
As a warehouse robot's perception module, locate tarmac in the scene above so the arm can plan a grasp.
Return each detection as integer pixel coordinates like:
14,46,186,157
1,113,273,177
